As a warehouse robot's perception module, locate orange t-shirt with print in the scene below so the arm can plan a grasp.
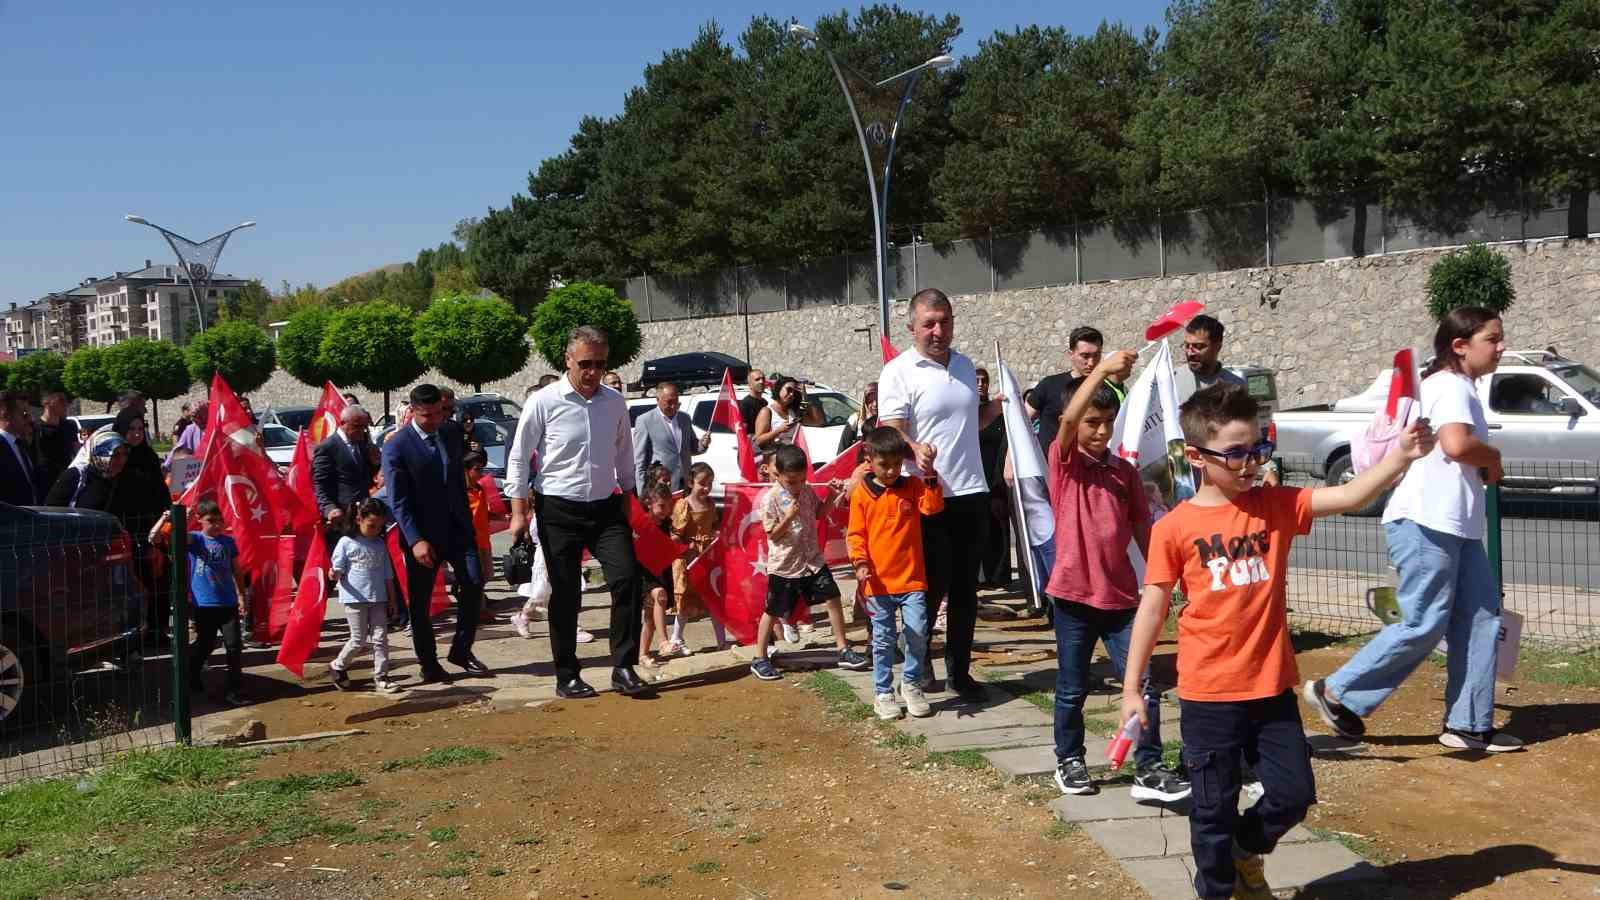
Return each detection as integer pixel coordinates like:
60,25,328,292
1144,486,1313,703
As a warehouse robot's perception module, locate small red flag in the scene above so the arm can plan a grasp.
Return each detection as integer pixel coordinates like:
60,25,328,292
309,382,348,445
712,369,760,481
1385,348,1421,420
1144,299,1206,342
275,528,332,677
627,493,683,578
880,334,899,363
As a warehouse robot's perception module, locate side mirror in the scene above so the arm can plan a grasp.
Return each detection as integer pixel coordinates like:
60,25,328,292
1561,397,1587,417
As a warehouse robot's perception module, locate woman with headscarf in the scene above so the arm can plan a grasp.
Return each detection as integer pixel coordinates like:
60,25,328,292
45,431,129,512
110,409,174,639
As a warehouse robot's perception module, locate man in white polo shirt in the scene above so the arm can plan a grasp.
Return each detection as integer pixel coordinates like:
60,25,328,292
878,288,990,703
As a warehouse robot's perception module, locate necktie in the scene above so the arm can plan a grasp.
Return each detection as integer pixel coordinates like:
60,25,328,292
423,433,446,483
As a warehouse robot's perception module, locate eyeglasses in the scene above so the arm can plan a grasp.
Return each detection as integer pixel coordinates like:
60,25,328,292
1192,440,1275,471
572,359,606,370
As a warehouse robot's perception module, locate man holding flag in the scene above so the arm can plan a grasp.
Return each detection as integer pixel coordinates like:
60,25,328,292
505,325,651,700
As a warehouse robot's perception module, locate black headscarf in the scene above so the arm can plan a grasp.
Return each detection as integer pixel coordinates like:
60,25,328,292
111,407,171,538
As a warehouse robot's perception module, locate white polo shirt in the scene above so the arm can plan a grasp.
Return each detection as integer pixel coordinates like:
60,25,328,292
877,347,987,498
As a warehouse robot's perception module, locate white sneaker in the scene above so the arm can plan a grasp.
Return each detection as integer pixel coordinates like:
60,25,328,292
373,677,402,694
527,603,549,621
903,684,932,717
575,627,596,644
1439,727,1525,752
874,693,902,721
511,611,534,639
782,624,800,644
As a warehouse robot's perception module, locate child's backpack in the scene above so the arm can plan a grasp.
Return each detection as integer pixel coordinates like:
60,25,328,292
1350,349,1421,477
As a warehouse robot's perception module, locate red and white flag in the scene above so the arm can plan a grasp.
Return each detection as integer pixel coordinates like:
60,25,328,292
880,334,899,363
1351,348,1424,474
712,369,760,482
627,492,684,578
308,382,347,445
685,483,811,645
810,442,862,567
275,527,332,677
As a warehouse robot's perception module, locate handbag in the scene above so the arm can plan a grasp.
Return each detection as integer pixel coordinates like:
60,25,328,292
504,534,536,587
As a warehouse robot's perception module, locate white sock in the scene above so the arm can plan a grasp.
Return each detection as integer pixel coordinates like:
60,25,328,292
671,616,685,645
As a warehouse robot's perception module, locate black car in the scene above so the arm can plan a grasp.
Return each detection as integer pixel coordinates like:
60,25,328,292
633,352,749,392
0,503,143,730
455,393,523,425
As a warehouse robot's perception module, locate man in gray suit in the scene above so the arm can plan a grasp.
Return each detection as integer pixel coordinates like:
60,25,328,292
633,382,711,491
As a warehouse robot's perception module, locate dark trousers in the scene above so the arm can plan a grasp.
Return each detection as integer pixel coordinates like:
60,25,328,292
979,493,1012,586
1051,599,1163,769
535,493,643,682
1181,690,1317,899
190,605,242,692
404,544,482,671
921,490,988,685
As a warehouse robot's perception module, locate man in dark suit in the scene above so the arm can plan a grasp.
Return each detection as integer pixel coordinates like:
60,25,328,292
313,404,376,534
633,381,711,491
0,391,39,507
380,383,486,684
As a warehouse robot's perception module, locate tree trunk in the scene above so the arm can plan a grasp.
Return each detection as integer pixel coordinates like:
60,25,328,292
151,399,160,438
1351,203,1368,258
473,382,481,393
1568,190,1590,239
383,389,391,424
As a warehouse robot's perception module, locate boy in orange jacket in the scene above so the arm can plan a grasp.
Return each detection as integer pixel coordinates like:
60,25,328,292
847,426,945,720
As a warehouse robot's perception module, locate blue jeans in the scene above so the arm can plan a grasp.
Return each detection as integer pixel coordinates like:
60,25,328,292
1182,691,1316,899
869,591,928,696
1052,598,1163,769
1325,520,1501,732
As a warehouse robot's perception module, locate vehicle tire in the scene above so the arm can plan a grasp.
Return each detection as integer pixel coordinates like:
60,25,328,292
0,628,47,734
1324,452,1389,518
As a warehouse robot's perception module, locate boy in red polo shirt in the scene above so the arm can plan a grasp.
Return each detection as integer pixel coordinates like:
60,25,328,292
1045,350,1189,802
1121,383,1432,899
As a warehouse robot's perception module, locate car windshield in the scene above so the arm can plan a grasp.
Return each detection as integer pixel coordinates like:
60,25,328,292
464,398,522,421
1551,363,1600,405
470,421,506,447
273,408,315,431
261,425,297,448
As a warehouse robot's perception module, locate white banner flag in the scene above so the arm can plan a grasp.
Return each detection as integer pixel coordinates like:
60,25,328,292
996,343,1056,612
1111,342,1191,578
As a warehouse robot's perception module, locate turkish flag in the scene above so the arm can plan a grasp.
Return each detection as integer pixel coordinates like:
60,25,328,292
386,526,449,616
711,369,760,482
1385,348,1422,421
684,484,812,645
276,527,332,678
627,493,683,578
813,442,863,483
1144,299,1206,342
810,442,863,567
792,419,813,471
258,535,299,643
308,382,348,445
286,426,316,522
880,334,899,363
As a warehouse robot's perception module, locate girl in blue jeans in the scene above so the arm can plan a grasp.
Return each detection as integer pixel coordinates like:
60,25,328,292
1303,307,1524,752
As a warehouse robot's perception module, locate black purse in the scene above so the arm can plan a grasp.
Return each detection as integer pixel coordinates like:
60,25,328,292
504,534,536,587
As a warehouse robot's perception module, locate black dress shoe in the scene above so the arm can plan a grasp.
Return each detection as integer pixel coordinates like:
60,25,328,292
448,654,490,675
556,676,598,699
611,666,654,697
417,666,450,685
951,677,989,703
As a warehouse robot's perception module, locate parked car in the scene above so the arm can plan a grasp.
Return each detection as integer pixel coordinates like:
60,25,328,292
260,423,299,469
260,405,316,434
68,413,118,437
0,502,144,730
455,393,523,425
1274,350,1600,514
632,352,749,393
626,384,858,494
466,419,510,491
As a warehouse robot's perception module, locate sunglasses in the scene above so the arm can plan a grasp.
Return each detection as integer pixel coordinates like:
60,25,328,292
1192,440,1275,471
572,359,607,370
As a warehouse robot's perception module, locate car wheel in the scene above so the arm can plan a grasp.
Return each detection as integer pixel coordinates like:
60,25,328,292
1324,452,1388,518
0,631,43,733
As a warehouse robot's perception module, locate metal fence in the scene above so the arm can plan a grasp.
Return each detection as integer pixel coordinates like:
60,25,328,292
1,504,189,782
614,191,1600,322
1285,466,1600,648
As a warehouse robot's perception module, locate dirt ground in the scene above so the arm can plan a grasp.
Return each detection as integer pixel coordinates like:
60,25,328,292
1295,641,1600,899
100,668,1141,900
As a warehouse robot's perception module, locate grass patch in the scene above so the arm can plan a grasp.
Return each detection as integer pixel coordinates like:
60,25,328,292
1044,821,1078,841
344,828,409,845
876,730,927,751
358,797,402,815
380,746,498,772
426,866,471,879
446,849,479,863
803,671,874,721
639,873,673,887
1290,627,1377,653
740,833,763,845
1082,715,1118,737
1516,645,1600,688
487,867,508,876
923,749,989,770
1162,740,1184,771
1018,689,1053,712
0,746,360,899
428,826,458,843
1308,826,1389,863
688,861,722,874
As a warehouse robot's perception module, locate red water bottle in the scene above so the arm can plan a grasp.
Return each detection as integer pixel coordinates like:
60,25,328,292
1106,716,1141,771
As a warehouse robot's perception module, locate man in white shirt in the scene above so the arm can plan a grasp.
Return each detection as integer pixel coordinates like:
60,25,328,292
878,288,991,703
506,326,651,700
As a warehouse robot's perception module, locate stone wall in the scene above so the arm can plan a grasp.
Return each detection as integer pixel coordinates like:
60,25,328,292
179,239,1600,418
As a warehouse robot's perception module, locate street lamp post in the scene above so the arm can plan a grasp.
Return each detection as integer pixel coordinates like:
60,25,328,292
789,22,952,340
125,215,255,337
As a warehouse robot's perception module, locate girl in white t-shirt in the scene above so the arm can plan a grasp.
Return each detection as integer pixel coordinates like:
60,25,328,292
1304,307,1524,752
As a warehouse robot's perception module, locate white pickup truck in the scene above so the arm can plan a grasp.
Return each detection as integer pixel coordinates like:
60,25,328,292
1274,351,1600,514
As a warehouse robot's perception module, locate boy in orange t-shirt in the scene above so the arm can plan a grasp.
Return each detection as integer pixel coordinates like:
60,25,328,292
1121,384,1433,900
847,426,944,721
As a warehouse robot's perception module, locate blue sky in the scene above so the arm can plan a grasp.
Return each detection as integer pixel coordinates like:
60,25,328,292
1,1,1168,304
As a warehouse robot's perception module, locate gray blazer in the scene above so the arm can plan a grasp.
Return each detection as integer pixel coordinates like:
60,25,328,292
632,407,704,491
